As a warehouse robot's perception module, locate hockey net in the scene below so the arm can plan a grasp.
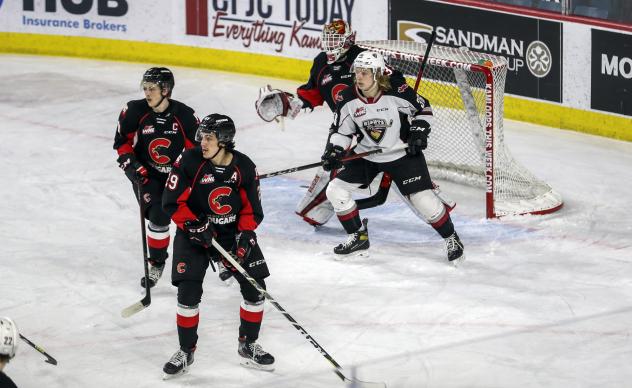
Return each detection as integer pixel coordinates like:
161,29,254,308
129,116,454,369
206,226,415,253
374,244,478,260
357,40,563,218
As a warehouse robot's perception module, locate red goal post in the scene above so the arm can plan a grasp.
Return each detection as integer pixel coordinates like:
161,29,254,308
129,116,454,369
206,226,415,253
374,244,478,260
357,40,563,218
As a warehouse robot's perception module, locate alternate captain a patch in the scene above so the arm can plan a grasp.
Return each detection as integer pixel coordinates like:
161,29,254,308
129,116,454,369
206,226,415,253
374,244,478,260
362,118,393,144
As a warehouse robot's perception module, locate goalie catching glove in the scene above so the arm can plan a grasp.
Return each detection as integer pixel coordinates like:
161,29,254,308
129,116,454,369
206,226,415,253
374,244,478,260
255,85,303,122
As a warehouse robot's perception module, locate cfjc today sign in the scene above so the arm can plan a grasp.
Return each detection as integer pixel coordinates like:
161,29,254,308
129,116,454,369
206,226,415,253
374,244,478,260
184,0,355,54
591,29,632,116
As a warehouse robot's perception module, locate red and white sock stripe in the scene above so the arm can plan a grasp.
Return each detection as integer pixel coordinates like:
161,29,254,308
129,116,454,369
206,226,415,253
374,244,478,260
147,222,170,249
240,300,264,323
177,303,199,328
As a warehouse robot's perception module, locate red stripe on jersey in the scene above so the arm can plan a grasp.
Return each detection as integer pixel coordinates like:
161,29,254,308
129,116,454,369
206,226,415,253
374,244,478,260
177,313,199,328
240,307,263,323
338,208,359,221
297,87,324,108
147,235,170,249
238,187,258,231
174,116,195,149
171,188,198,229
116,144,134,156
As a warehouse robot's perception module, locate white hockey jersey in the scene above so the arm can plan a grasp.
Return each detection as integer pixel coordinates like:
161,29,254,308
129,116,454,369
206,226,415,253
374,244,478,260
329,71,435,163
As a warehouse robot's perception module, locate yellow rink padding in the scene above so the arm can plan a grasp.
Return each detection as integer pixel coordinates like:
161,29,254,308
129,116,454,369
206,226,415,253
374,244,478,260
1,32,631,142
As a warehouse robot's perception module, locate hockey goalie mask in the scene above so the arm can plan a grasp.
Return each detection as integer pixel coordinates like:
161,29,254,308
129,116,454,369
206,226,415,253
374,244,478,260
322,19,356,64
351,51,386,80
196,114,236,149
141,67,175,97
0,317,18,360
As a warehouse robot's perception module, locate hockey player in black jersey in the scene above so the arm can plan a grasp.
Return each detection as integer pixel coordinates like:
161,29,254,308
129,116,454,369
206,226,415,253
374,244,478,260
255,19,394,227
161,114,274,378
114,67,201,288
322,51,465,265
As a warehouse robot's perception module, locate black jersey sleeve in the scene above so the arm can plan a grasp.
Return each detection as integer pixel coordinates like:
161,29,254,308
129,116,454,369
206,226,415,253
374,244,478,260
234,153,264,232
162,149,202,229
113,99,147,156
296,52,328,109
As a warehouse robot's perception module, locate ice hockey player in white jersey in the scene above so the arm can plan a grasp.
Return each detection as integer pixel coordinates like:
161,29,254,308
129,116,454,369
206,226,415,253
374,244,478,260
322,51,465,265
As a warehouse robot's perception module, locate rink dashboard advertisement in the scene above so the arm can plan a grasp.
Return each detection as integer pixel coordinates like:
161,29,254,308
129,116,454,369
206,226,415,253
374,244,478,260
389,0,563,103
591,29,632,117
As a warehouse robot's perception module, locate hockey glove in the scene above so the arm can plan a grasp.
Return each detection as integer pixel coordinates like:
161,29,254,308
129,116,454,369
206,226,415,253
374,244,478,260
234,230,257,263
184,216,216,249
321,143,345,172
117,153,149,185
255,85,303,122
407,119,431,156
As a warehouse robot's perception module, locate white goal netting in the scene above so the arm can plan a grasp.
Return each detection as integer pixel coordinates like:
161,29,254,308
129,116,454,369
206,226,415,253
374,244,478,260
358,40,563,218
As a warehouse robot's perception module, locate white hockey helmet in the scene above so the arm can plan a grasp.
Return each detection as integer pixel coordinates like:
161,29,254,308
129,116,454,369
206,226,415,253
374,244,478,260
0,317,19,360
351,51,386,80
322,19,356,64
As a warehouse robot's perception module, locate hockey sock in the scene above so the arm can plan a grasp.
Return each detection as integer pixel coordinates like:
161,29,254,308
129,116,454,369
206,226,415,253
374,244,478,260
336,206,362,234
176,303,199,351
239,300,264,341
432,210,455,239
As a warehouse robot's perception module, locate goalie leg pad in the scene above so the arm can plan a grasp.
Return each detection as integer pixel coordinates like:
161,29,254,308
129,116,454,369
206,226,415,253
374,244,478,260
295,168,335,226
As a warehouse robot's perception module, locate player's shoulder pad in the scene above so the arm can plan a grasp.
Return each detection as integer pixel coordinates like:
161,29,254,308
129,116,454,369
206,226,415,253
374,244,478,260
346,45,366,63
125,99,151,115
176,146,204,168
170,99,196,116
231,150,257,172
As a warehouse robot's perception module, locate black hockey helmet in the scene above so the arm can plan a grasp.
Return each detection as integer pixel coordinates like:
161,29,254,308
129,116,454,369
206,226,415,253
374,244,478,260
196,114,236,149
141,67,174,96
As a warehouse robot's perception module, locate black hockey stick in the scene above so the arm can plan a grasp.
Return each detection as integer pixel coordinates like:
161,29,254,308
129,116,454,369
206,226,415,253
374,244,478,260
259,144,407,179
19,334,57,365
413,28,437,93
210,240,386,388
121,183,152,318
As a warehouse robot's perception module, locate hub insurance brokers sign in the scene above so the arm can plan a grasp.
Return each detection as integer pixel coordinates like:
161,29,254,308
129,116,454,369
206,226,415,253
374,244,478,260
184,0,356,59
591,29,632,116
390,0,562,102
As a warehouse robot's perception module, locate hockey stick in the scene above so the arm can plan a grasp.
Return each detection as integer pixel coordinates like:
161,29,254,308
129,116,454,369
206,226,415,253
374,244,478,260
413,28,436,93
210,239,386,388
19,334,57,365
259,144,407,179
121,183,152,318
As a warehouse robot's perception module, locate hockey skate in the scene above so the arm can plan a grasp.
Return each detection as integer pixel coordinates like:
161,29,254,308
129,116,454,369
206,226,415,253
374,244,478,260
333,218,370,257
140,260,165,288
238,337,275,371
445,232,465,266
162,348,195,380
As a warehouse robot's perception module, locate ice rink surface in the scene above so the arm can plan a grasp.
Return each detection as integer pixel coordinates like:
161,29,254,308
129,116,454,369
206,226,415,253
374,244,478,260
1,54,631,388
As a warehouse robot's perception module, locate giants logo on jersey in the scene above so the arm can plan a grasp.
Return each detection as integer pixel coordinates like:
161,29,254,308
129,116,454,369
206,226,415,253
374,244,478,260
331,83,348,103
208,186,233,215
149,138,172,165
362,118,393,143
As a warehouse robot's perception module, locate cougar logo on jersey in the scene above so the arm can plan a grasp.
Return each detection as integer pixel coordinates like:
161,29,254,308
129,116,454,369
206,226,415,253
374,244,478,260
142,125,155,135
362,118,393,143
321,74,333,85
149,138,172,164
208,187,233,215
200,174,215,184
354,107,367,117
331,84,348,102
177,262,186,274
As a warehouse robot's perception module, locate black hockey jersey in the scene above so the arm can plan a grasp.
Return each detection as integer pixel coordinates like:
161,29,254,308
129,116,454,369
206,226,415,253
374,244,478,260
113,99,199,176
297,45,365,112
162,148,263,236
330,70,435,163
